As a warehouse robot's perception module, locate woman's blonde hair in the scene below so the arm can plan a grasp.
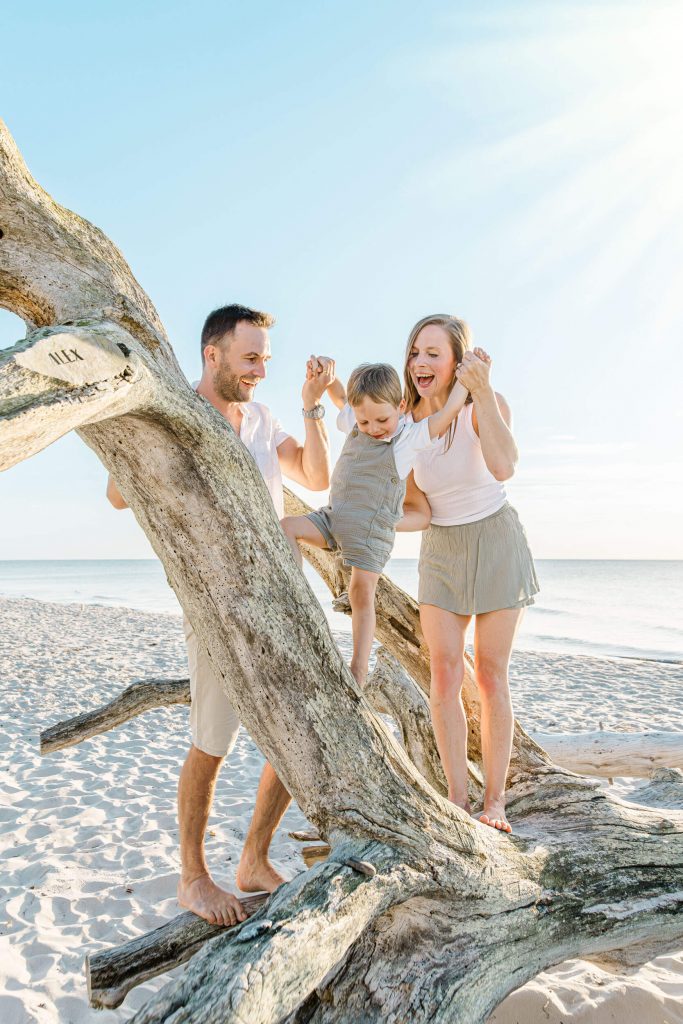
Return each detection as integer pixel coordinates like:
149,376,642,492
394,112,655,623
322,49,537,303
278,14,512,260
403,314,473,449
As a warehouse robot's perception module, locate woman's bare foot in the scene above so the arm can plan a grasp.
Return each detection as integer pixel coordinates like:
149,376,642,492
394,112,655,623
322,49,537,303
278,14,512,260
478,803,512,833
177,872,247,926
235,853,287,894
448,794,472,815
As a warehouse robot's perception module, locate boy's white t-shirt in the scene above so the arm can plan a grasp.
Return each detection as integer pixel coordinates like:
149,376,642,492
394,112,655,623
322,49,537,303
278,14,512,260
336,403,438,480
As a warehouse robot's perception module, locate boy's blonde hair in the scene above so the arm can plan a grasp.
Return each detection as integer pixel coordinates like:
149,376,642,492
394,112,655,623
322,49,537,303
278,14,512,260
347,363,403,408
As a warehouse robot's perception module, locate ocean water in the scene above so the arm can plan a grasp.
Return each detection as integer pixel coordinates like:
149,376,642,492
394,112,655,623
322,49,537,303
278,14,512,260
0,559,681,664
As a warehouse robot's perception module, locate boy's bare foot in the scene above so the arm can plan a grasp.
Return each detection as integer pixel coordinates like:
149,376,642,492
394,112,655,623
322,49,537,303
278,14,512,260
236,853,287,894
350,665,367,688
478,802,512,833
178,872,247,927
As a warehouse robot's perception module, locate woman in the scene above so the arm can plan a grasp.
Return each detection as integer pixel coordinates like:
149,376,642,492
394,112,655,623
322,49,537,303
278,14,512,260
404,313,538,833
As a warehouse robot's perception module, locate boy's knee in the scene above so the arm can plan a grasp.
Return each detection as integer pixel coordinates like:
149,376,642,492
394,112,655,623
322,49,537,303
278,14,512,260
280,516,297,538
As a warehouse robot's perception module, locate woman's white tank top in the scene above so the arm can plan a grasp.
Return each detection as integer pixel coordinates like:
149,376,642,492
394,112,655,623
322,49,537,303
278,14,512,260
412,403,507,526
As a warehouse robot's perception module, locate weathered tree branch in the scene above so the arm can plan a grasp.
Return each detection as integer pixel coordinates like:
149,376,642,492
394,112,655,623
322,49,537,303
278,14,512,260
533,731,683,779
0,321,153,470
40,677,190,754
129,843,425,1024
628,767,683,810
87,893,269,1009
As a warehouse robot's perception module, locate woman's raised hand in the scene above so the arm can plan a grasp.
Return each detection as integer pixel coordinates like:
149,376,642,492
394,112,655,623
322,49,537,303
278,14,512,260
455,347,492,394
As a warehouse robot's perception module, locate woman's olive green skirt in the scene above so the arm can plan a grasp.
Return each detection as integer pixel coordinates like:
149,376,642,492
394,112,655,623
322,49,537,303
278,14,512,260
418,503,539,616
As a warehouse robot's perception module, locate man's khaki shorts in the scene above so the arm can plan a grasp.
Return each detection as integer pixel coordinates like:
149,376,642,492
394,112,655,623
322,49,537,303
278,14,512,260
183,615,240,758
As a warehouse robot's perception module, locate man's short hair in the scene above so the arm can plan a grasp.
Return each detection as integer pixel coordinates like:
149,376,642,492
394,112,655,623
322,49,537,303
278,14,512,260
347,363,403,408
201,304,275,361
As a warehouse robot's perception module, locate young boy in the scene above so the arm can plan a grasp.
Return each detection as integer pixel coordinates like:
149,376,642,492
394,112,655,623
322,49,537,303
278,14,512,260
281,359,479,686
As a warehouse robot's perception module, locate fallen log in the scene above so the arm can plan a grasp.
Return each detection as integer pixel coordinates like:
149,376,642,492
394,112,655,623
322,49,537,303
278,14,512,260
529,730,683,779
40,677,190,754
86,892,268,1010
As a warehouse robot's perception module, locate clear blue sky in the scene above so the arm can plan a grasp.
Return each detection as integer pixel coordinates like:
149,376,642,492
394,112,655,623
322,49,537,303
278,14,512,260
1,1,681,559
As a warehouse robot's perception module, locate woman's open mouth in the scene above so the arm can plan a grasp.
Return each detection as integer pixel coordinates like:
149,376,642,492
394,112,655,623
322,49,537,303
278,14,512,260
415,373,435,390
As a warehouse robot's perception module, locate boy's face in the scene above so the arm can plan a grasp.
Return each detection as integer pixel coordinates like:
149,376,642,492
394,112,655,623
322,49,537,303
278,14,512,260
352,395,405,440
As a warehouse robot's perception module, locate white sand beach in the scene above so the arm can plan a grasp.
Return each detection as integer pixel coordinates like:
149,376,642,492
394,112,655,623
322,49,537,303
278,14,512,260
1,596,681,1023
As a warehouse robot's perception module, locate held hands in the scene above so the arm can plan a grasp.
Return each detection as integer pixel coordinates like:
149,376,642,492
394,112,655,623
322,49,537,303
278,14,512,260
455,347,492,396
302,355,336,408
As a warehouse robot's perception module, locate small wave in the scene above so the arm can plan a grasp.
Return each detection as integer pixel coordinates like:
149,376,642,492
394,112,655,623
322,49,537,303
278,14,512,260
519,632,683,664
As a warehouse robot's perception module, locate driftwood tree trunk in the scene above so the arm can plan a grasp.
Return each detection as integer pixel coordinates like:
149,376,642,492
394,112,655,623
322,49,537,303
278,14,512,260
2,118,682,1023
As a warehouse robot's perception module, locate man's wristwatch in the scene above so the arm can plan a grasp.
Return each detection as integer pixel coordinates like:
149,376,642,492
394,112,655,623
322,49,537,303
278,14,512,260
302,403,325,420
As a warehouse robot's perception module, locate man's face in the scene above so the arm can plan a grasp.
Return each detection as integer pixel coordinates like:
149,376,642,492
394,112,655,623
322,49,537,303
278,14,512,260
207,321,272,403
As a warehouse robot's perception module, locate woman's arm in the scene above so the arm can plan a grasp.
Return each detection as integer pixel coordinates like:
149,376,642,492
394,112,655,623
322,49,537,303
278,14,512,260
456,353,518,481
396,471,432,532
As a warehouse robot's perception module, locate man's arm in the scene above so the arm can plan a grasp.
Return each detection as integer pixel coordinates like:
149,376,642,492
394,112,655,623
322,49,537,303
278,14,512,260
276,355,335,491
277,424,330,491
106,475,129,510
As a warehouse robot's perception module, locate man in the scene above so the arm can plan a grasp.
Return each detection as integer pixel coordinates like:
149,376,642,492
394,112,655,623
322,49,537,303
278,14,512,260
107,304,332,926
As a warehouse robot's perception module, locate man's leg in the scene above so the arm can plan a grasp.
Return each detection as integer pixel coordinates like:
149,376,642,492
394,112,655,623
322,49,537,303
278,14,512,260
177,744,247,926
236,762,292,893
178,616,245,925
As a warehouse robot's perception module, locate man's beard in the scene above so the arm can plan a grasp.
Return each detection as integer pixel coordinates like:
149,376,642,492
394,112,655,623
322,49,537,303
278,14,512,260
214,365,256,403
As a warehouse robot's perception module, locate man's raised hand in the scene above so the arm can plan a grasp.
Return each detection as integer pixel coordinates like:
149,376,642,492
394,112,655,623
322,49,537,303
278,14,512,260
303,355,337,408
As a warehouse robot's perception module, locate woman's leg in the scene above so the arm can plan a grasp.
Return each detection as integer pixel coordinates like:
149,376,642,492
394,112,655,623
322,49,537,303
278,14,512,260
420,603,471,810
472,607,524,833
348,567,380,686
280,515,327,568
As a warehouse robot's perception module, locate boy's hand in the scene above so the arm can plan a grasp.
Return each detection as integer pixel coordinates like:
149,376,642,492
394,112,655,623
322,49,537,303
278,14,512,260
305,356,336,386
303,355,336,408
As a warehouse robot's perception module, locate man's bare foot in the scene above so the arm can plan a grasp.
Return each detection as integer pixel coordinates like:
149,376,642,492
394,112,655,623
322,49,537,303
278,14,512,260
178,872,247,927
236,853,287,894
478,803,512,833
